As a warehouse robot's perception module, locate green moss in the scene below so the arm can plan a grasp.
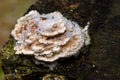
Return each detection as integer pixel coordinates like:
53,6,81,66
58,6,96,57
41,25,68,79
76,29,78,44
0,67,4,80
0,36,15,60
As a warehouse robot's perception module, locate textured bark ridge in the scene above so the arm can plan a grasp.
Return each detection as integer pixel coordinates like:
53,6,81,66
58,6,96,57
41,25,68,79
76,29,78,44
0,0,120,80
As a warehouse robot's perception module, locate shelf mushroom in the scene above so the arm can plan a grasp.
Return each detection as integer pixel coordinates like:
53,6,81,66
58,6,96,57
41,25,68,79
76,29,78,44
11,10,90,62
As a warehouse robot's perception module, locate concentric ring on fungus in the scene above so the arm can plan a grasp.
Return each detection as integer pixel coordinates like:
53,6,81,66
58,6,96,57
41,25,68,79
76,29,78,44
11,10,90,62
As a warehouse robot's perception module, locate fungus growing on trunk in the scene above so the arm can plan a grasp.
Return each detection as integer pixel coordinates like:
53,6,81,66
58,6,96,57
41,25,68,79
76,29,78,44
11,10,90,62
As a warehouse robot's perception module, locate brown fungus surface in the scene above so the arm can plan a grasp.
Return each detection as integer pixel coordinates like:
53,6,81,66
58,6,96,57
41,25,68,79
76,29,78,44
11,10,90,62
42,74,66,80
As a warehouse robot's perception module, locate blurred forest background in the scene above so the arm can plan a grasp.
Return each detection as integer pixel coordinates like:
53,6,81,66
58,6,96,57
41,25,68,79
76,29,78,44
0,0,34,49
0,0,34,79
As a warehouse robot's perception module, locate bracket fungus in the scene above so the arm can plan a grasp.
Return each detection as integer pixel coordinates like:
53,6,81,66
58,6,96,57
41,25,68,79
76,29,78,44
42,74,66,80
11,10,90,62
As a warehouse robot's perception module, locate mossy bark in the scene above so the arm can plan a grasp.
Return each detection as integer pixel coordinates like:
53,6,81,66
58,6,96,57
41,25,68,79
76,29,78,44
0,0,120,80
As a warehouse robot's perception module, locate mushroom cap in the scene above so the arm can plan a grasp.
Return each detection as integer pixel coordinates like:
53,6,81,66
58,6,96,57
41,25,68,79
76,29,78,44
11,10,90,62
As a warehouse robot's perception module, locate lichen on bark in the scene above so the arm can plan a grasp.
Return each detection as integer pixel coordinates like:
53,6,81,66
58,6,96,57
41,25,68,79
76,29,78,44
0,36,15,60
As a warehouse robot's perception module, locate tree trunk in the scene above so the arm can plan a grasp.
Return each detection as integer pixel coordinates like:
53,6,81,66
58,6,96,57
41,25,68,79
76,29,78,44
0,0,120,80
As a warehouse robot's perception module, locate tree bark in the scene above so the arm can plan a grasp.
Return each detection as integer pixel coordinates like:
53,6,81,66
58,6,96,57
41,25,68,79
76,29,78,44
0,0,120,80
